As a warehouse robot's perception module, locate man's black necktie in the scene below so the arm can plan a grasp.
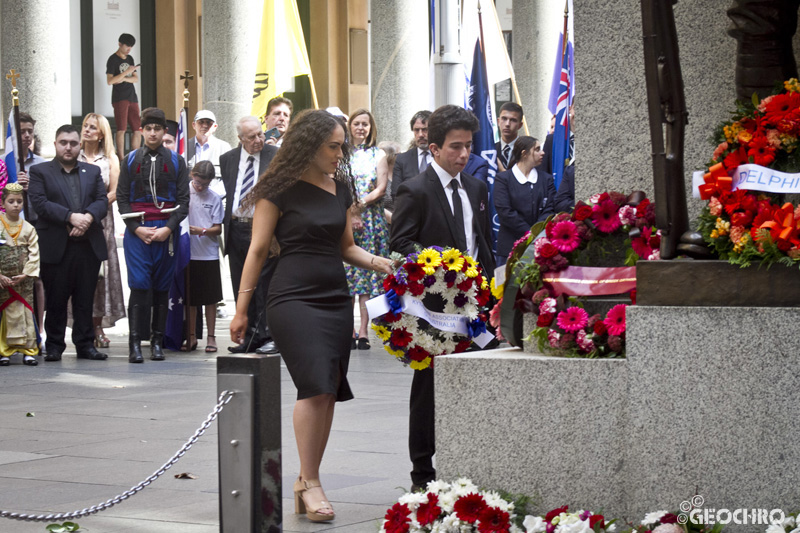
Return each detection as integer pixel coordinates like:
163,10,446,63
419,150,429,172
449,179,467,251
501,144,511,168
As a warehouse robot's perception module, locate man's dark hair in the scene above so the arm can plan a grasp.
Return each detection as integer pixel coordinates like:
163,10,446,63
409,110,432,130
55,124,79,138
427,105,479,148
119,33,136,47
18,112,35,126
267,96,293,115
499,101,524,118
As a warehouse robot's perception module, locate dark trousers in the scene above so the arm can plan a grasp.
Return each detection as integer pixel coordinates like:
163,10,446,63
228,218,277,348
409,367,436,486
40,240,101,355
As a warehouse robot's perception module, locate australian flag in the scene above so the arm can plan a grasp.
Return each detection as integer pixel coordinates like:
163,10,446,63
163,218,191,350
552,48,571,192
467,38,499,254
177,108,188,162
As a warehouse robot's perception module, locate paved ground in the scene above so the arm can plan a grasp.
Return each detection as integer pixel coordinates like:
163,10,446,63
0,318,413,532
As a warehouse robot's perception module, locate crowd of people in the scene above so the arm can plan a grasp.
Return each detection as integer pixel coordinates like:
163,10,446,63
0,31,578,523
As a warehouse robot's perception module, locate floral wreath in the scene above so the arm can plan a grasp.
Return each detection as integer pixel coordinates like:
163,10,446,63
491,191,660,358
699,78,800,268
370,247,492,370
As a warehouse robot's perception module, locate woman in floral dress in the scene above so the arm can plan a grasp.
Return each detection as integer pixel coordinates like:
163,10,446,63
345,109,390,349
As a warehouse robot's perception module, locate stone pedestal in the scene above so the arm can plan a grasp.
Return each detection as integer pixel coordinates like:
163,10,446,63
436,306,800,523
201,0,262,147
370,0,430,147
1,0,71,156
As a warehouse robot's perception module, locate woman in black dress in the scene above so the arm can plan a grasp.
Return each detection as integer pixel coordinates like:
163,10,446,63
230,110,393,522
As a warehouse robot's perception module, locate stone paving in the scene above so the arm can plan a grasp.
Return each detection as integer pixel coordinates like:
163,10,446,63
0,319,413,532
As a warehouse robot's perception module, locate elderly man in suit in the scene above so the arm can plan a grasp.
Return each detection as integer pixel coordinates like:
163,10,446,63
220,116,279,354
391,105,496,491
29,124,109,362
391,110,432,196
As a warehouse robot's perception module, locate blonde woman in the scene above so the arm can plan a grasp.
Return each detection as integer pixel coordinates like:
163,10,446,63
78,113,126,346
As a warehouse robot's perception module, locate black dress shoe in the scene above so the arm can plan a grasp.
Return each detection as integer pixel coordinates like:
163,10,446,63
255,340,279,354
44,352,62,362
76,347,108,360
228,342,250,354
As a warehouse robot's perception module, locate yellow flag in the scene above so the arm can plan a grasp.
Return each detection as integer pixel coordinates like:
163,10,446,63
251,0,313,118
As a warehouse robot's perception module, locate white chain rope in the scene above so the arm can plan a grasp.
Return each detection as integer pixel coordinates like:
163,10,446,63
0,390,235,523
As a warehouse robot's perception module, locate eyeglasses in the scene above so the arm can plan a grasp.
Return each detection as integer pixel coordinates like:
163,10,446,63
192,179,211,189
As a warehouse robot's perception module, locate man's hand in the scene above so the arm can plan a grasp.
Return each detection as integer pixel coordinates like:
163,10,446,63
17,171,28,191
265,137,278,146
134,225,158,244
68,213,92,232
151,226,172,242
69,226,86,237
10,274,27,286
0,275,11,289
124,64,140,76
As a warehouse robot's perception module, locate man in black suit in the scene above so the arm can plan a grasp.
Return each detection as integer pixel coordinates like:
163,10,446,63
391,105,496,491
29,125,109,362
220,116,279,354
495,102,524,171
391,110,432,196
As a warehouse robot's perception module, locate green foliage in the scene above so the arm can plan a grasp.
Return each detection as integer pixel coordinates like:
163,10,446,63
46,523,80,532
515,261,542,288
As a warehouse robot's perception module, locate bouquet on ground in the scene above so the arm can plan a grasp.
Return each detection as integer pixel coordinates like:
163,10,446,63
381,478,524,533
370,247,493,370
524,505,617,533
698,78,800,268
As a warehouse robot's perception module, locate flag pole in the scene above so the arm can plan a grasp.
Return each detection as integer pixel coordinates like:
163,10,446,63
484,0,529,136
5,69,28,218
179,69,194,346
307,72,319,109
181,70,194,122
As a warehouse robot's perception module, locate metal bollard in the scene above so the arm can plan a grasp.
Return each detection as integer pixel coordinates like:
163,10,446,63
217,354,282,533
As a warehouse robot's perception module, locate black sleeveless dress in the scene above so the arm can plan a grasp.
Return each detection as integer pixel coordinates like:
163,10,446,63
267,179,354,402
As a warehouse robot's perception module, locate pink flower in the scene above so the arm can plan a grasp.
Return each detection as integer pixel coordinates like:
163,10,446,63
556,307,589,333
539,298,557,315
604,304,627,336
592,200,622,233
709,197,723,217
547,329,560,348
576,330,595,353
712,141,729,161
618,205,636,226
653,524,684,533
550,220,581,253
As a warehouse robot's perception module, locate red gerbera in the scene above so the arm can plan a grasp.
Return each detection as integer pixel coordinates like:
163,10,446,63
592,200,622,233
747,134,777,166
476,288,491,306
390,328,413,347
383,275,407,295
453,493,487,524
383,502,412,533
762,91,800,125
556,306,589,333
455,339,472,353
631,226,656,259
604,304,627,336
416,492,442,526
383,311,402,323
545,506,569,522
407,281,425,296
404,262,425,282
407,346,430,362
722,146,748,171
477,506,511,533
537,313,554,327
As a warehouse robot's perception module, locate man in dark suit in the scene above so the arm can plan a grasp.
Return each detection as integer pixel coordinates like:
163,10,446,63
29,124,109,362
495,102,524,171
391,105,496,491
391,110,432,196
220,116,279,354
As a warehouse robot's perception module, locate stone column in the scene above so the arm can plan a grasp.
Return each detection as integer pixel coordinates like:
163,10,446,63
512,1,562,139
1,0,71,158
370,0,430,147
202,0,262,147
572,0,735,221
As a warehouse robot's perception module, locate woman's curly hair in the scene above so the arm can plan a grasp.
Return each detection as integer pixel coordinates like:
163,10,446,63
245,109,356,208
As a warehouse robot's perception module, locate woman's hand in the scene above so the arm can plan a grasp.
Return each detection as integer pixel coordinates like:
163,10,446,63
230,313,249,345
351,214,364,232
0,275,11,288
372,256,395,275
10,274,27,286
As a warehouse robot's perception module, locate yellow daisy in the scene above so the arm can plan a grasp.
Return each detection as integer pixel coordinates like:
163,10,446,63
442,249,465,271
409,357,431,370
387,346,405,358
371,323,391,341
417,248,442,275
490,277,504,299
480,277,488,290
464,255,479,278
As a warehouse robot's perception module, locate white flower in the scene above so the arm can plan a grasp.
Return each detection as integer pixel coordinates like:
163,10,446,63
398,491,427,508
766,524,786,533
607,524,617,532
783,517,797,528
524,515,547,533
561,519,592,533
426,479,450,495
642,511,670,526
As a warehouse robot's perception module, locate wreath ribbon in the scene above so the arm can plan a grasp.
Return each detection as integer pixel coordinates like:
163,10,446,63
541,266,637,297
366,293,495,348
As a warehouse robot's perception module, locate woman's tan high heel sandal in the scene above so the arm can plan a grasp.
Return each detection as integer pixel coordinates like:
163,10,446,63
293,477,335,522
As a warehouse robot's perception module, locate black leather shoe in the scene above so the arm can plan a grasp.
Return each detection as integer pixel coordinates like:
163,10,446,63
76,347,108,360
44,352,62,362
228,342,250,354
254,340,279,354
